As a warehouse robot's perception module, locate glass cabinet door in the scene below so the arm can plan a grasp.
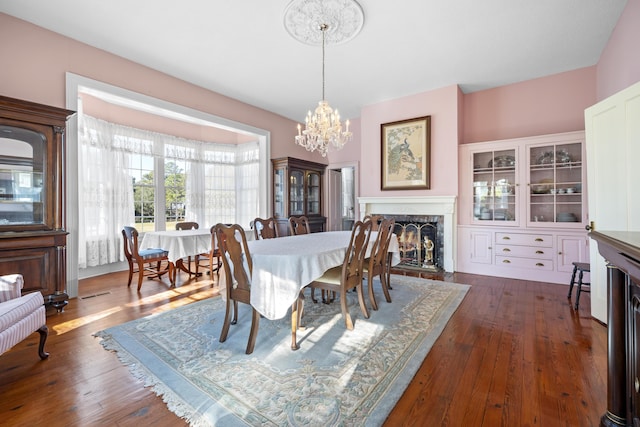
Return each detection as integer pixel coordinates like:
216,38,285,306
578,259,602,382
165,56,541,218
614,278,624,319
273,167,285,218
306,171,321,215
472,148,517,223
528,142,583,224
0,125,46,226
289,170,304,215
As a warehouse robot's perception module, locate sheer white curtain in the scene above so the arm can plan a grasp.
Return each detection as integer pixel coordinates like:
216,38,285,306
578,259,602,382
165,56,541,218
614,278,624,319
78,114,261,268
77,115,136,268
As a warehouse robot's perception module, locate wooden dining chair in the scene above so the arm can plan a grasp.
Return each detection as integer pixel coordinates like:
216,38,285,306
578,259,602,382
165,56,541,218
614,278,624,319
122,226,173,291
363,218,395,311
175,221,206,277
289,216,310,235
252,217,279,240
363,214,384,231
309,220,372,330
215,223,261,354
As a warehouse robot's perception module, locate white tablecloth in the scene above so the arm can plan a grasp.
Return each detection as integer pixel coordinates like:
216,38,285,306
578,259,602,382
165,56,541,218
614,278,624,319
247,230,400,320
140,229,212,263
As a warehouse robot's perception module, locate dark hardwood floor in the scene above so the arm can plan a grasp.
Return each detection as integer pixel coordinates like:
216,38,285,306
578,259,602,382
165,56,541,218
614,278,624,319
0,268,606,426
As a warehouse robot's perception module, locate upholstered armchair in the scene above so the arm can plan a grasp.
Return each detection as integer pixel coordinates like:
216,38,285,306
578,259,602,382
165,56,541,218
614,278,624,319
0,274,49,359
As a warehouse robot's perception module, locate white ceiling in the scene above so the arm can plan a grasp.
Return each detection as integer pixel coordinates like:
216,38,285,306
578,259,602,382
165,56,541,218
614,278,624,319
0,0,628,122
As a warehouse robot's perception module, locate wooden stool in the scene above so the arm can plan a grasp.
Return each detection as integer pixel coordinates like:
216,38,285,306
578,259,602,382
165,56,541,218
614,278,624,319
567,262,590,310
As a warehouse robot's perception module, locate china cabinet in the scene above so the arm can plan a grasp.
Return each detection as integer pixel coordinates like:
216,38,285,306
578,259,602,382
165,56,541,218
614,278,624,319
0,96,75,311
457,131,589,284
272,157,326,236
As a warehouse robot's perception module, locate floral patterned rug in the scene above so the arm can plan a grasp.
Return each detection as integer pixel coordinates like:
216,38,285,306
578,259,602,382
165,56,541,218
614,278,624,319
95,276,469,426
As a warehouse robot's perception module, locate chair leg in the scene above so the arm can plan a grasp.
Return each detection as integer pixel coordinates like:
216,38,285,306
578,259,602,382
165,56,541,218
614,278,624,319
575,270,584,310
340,287,354,330
245,308,260,354
231,300,239,325
126,260,134,287
37,325,49,360
219,298,233,343
136,260,145,291
368,274,379,311
568,264,577,299
356,283,370,320
380,270,392,303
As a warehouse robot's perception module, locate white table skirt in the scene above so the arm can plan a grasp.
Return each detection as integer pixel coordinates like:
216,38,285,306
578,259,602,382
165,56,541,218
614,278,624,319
140,229,212,263
246,230,400,320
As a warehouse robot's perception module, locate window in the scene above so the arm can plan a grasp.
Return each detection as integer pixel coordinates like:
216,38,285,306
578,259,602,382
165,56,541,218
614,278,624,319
78,114,260,268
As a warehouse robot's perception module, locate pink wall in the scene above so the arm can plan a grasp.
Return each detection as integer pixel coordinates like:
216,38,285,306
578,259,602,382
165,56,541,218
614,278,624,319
0,13,319,162
358,85,461,197
596,0,640,101
462,67,597,144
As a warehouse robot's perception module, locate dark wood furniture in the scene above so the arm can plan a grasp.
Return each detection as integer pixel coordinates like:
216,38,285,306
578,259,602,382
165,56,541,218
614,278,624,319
589,230,640,427
272,157,326,236
288,215,310,235
122,226,173,291
252,216,279,240
0,96,74,312
309,220,372,330
215,223,260,354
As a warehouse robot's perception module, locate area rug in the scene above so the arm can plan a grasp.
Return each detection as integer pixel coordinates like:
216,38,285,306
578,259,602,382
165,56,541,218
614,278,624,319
95,275,469,426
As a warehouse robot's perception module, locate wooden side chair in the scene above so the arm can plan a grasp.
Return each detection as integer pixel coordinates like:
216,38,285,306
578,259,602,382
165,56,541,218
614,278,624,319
309,220,372,330
215,223,260,354
253,217,279,240
122,226,173,290
363,214,384,231
289,216,310,235
363,218,395,311
567,261,591,310
175,221,203,277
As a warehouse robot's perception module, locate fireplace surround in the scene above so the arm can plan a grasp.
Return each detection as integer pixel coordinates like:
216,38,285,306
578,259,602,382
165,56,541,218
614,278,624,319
358,196,456,272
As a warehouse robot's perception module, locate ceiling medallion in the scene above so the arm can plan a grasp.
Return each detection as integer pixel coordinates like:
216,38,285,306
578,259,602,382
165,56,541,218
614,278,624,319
283,0,365,46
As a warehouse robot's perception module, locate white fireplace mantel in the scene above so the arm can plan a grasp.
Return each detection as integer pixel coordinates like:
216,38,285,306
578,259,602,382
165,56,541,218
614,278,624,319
358,196,456,272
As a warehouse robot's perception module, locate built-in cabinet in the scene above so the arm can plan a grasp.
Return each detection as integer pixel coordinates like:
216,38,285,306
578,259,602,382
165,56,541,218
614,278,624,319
272,157,326,236
0,96,74,311
457,131,588,284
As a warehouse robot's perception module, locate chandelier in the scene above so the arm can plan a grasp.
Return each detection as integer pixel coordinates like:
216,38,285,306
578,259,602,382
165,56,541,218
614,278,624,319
295,23,352,157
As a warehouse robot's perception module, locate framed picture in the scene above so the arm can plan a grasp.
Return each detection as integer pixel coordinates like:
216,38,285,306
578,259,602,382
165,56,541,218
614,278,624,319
381,115,431,190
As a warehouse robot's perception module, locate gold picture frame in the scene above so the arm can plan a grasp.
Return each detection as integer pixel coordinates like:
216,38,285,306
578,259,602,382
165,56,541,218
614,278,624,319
381,115,431,190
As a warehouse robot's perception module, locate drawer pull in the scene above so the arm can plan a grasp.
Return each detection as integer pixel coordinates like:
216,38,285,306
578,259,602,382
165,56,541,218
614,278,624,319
535,250,544,254
502,236,511,240
536,262,544,267
636,377,639,393
535,238,544,242
502,259,511,264
502,248,511,252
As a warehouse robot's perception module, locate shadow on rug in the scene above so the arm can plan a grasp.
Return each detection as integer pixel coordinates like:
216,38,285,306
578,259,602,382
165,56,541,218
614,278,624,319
95,275,469,426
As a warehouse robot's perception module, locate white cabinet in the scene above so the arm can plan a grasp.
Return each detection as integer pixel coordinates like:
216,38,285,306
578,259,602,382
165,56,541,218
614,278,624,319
457,131,589,284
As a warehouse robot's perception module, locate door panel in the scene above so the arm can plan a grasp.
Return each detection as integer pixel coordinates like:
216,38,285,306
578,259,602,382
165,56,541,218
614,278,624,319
585,80,640,323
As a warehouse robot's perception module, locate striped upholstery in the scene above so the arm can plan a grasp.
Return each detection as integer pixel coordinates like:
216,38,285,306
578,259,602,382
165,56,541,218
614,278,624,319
0,275,47,356
0,273,23,303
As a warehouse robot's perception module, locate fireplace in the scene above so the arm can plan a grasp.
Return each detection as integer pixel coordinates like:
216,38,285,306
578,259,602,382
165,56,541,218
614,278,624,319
358,196,456,272
389,215,444,271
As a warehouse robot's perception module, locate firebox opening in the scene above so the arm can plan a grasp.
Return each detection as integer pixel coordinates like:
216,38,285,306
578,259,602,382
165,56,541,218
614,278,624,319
378,214,444,272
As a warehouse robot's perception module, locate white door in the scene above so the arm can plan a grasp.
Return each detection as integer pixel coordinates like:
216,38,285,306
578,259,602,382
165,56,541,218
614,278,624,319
584,80,640,323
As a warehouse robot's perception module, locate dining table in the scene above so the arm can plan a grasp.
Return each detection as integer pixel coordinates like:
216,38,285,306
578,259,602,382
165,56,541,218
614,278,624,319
140,229,213,286
245,230,401,349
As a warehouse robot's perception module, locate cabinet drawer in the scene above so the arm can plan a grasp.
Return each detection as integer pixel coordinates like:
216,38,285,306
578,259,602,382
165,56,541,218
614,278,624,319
495,232,553,247
495,244,553,259
496,255,554,270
